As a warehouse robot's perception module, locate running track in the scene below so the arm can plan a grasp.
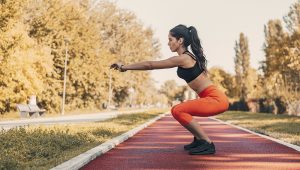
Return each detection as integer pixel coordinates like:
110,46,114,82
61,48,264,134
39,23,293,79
82,114,300,170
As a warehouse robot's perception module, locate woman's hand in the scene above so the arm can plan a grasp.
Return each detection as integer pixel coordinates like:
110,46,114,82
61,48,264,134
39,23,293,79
110,63,127,72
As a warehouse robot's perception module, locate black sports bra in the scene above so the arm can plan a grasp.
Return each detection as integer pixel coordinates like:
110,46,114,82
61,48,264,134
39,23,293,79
177,51,204,83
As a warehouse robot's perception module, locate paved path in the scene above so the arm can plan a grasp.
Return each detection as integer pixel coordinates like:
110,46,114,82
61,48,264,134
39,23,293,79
82,114,300,170
0,109,147,130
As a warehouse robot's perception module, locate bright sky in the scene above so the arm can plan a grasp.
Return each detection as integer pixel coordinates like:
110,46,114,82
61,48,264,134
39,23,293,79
106,0,297,87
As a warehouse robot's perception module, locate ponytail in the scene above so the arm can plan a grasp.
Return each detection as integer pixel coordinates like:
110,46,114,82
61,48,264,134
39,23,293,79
188,26,207,73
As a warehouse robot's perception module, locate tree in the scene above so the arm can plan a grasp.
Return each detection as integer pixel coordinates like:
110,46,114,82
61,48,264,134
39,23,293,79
91,1,160,107
261,1,300,114
0,0,54,113
159,80,185,105
208,67,235,99
262,19,299,101
234,33,251,101
284,0,300,98
0,0,161,114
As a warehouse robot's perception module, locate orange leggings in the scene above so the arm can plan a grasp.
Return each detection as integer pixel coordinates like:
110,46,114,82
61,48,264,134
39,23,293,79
171,85,229,126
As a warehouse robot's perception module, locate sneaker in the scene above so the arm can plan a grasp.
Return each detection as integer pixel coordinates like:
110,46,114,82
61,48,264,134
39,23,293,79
189,140,216,155
184,137,206,150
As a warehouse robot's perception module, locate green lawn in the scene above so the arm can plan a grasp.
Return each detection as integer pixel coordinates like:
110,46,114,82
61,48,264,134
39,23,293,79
0,109,167,170
215,111,300,146
0,107,149,121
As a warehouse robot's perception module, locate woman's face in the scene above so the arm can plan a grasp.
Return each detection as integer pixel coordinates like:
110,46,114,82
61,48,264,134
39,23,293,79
168,33,181,52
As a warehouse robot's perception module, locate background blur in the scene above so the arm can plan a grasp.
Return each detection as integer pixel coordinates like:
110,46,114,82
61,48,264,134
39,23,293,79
0,0,299,116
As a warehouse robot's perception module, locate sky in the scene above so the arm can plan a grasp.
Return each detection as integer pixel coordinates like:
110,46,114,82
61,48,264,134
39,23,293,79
105,0,297,87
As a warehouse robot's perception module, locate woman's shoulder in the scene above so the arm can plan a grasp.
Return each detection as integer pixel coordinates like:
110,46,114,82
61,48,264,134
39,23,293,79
182,51,197,61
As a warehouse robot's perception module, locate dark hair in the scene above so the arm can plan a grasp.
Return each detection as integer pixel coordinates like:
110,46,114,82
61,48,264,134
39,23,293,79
170,24,207,72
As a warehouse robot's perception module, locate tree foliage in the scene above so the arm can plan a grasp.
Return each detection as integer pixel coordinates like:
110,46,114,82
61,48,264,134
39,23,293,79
262,1,300,106
234,33,251,101
159,80,186,105
0,0,160,114
208,67,235,98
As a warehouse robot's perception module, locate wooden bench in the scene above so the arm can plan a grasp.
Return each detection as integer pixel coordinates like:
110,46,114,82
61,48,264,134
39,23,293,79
16,104,46,118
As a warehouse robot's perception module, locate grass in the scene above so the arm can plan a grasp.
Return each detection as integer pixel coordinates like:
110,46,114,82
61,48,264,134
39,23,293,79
0,111,20,120
215,111,300,146
0,109,167,170
0,107,154,121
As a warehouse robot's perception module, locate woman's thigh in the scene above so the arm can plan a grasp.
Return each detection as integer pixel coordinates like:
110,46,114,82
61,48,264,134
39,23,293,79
172,97,228,117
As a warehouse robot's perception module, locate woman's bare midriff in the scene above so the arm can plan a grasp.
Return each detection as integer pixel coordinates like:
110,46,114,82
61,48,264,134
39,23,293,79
187,73,213,94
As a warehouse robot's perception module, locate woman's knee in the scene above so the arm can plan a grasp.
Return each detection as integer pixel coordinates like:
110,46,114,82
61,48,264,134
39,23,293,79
171,104,181,117
171,104,188,120
171,105,193,125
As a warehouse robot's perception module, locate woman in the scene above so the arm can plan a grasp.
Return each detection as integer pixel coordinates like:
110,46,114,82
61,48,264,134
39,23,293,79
110,24,229,155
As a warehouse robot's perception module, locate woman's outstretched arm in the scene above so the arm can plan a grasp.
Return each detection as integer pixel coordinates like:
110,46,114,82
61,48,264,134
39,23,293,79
110,56,185,72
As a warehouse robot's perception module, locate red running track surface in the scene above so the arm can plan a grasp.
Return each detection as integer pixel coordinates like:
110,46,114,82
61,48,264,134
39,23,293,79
82,114,300,170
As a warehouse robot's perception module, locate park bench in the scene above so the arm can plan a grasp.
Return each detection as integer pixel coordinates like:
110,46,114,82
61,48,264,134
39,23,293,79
16,104,46,118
